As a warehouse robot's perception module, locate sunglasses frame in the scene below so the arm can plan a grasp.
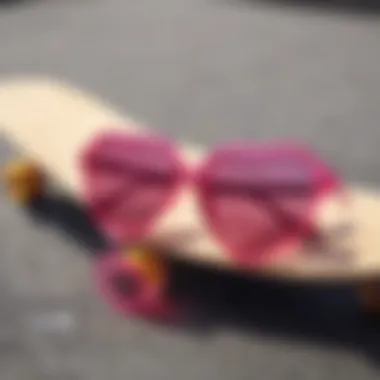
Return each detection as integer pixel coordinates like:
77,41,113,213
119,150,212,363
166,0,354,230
79,130,341,266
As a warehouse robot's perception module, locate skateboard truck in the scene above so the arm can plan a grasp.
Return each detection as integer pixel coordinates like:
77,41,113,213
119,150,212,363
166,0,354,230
357,281,380,314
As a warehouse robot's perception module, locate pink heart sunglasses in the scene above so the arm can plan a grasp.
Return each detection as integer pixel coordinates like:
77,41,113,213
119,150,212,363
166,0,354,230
79,130,341,266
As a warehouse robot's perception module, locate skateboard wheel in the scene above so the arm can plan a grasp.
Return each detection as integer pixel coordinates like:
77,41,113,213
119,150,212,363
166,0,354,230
93,248,168,316
2,159,43,204
357,282,380,314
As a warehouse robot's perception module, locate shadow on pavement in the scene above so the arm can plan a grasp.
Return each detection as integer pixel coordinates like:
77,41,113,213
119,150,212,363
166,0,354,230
0,0,90,9
0,0,37,7
26,195,109,254
224,0,380,16
25,194,380,367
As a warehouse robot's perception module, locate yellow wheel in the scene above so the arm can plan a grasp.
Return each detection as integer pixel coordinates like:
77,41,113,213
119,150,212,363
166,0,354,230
124,245,168,292
357,281,380,314
94,246,170,316
2,158,44,204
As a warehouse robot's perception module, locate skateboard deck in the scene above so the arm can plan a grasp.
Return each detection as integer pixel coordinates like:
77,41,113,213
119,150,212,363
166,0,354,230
1,76,380,282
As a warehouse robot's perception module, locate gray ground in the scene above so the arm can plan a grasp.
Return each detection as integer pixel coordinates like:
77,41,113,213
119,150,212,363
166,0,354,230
1,0,380,379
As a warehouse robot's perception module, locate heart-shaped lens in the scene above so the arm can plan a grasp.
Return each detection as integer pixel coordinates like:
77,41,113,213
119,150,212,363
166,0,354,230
196,141,340,266
80,130,185,243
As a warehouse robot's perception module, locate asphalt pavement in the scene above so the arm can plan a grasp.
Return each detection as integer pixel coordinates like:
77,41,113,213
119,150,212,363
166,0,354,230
0,0,380,379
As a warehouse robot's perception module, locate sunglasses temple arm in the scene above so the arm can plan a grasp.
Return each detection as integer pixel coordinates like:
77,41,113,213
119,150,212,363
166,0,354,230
261,196,319,240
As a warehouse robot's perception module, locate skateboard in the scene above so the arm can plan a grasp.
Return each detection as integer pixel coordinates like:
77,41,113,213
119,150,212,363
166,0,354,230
1,76,380,319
